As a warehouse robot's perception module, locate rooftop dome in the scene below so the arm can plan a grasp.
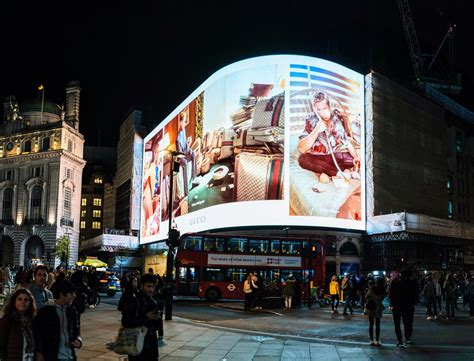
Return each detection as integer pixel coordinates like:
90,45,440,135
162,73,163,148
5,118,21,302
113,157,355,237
21,98,61,115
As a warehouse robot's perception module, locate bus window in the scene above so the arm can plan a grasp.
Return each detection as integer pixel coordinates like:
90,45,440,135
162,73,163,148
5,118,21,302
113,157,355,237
227,238,248,253
203,268,226,282
227,268,246,282
184,237,202,250
282,240,301,255
270,240,281,254
249,239,269,254
203,237,225,252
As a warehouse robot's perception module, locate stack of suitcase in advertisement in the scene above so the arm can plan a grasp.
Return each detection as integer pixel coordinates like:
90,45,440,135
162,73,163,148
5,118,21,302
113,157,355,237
232,84,285,202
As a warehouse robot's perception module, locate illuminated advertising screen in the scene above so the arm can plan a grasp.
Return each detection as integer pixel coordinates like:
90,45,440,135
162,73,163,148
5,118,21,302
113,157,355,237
141,55,365,244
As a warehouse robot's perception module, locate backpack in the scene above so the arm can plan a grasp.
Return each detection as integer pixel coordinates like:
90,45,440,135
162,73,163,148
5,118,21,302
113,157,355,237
366,299,376,311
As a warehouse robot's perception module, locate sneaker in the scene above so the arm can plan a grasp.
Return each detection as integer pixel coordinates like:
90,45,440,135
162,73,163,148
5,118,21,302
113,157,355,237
374,340,381,346
397,341,406,347
369,340,375,346
405,339,413,344
427,316,432,320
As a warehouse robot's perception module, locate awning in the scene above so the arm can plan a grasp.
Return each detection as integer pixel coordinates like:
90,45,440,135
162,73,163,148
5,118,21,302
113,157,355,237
80,256,107,268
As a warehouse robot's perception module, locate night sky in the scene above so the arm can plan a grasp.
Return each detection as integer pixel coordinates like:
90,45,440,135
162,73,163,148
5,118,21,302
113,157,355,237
1,1,472,146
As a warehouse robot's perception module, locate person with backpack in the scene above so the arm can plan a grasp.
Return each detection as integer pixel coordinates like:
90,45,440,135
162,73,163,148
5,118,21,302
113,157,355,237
365,278,386,346
444,274,457,320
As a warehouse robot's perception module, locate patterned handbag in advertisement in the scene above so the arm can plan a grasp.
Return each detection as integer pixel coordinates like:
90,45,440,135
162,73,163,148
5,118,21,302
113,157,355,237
233,128,261,148
246,126,284,144
216,127,236,161
252,93,285,129
234,153,284,202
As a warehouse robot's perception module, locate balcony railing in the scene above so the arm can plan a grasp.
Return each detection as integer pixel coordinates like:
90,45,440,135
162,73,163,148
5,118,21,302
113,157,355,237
23,217,44,225
60,218,74,227
0,218,14,225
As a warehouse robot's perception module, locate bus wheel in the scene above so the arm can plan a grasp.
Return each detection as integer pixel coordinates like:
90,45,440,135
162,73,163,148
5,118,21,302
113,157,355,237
205,287,221,302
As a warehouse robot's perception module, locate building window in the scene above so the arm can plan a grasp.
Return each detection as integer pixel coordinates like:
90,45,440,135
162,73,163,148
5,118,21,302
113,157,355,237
80,221,86,229
81,198,87,206
65,168,72,179
81,210,86,218
67,139,73,152
41,137,50,151
455,132,463,153
92,221,101,229
448,200,454,219
447,176,453,193
30,185,42,221
2,188,13,222
94,177,103,184
1,170,14,181
63,187,72,221
23,140,32,153
31,167,42,178
93,210,101,218
93,198,102,206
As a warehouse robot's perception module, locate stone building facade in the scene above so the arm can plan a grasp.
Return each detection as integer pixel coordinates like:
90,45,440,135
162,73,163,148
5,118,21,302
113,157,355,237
0,81,85,268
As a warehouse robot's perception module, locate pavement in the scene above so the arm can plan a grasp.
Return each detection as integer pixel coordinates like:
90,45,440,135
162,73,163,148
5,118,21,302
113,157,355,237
74,303,474,361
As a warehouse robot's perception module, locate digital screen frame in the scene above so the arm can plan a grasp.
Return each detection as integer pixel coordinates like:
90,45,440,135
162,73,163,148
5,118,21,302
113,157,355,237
140,55,365,245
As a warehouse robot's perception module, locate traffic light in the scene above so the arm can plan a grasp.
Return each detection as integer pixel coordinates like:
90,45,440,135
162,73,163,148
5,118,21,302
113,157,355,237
166,228,181,247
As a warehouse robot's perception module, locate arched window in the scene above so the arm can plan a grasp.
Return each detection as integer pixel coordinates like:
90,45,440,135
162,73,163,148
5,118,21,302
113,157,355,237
63,187,72,221
2,188,13,223
30,185,42,222
339,242,359,256
41,137,50,151
23,140,32,153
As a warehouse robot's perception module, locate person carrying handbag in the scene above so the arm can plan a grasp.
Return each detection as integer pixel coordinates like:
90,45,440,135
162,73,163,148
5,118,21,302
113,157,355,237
120,274,160,361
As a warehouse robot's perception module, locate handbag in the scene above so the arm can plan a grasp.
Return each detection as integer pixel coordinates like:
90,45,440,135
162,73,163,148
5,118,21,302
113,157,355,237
252,93,285,129
114,326,147,356
234,153,284,202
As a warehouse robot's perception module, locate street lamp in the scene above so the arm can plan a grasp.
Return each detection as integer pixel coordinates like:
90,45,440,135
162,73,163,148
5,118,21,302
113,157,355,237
164,151,184,321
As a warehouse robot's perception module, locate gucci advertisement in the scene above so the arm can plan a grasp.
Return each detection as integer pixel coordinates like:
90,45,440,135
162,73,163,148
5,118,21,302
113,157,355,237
140,56,365,244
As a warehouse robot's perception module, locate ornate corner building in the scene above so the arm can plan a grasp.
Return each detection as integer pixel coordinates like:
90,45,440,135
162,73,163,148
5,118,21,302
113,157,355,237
0,81,86,268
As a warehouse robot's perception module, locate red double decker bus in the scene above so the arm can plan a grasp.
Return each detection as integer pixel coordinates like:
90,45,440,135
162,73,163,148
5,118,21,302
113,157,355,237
175,233,325,301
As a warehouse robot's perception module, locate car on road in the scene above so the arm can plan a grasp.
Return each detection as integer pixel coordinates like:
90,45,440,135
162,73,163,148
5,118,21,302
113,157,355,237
98,271,121,297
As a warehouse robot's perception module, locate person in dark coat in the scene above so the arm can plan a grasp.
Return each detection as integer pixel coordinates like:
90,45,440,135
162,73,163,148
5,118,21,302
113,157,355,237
254,273,265,310
365,278,385,346
388,269,418,346
343,275,356,315
86,268,99,308
34,280,82,361
121,273,160,361
0,289,37,361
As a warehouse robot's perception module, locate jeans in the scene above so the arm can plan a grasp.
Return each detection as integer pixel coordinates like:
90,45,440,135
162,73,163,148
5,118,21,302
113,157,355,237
343,294,354,314
369,317,381,341
331,294,339,311
425,296,437,316
445,294,456,318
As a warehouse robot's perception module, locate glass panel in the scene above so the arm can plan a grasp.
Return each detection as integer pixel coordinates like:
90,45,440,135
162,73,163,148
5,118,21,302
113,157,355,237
203,237,225,252
226,268,247,282
270,240,281,254
249,239,269,254
183,237,202,251
282,240,301,255
2,188,13,221
226,238,248,253
203,268,226,282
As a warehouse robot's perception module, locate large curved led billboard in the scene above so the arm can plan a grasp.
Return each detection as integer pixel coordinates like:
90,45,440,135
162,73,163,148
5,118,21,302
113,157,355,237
141,55,365,244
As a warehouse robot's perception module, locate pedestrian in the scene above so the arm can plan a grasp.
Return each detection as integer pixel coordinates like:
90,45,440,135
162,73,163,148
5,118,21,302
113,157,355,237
14,266,29,288
388,269,417,346
27,265,54,310
329,275,340,314
243,273,254,311
358,274,367,308
50,272,66,299
0,289,37,361
282,274,296,309
86,267,99,308
423,276,437,320
365,278,386,346
466,274,474,318
254,273,264,310
444,274,457,320
118,276,140,312
34,280,83,361
152,273,165,341
69,270,89,316
343,275,355,315
121,273,160,361
434,278,442,314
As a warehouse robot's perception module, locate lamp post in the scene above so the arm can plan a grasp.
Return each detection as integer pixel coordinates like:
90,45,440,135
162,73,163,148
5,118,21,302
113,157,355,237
164,151,183,321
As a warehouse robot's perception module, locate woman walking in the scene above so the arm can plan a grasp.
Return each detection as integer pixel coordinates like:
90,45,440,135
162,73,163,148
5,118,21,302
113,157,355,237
329,275,340,314
0,289,37,361
365,278,386,346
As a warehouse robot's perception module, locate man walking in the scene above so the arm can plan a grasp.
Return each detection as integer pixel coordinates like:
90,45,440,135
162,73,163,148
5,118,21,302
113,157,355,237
34,280,82,360
27,265,53,310
423,276,437,320
388,269,418,346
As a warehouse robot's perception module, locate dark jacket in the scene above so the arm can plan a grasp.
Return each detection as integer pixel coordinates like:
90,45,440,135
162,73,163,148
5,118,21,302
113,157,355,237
121,292,159,360
34,304,82,361
388,277,417,310
0,315,25,361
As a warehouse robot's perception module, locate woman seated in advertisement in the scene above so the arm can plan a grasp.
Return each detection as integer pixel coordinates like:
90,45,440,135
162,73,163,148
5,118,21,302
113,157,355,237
143,138,161,236
297,91,360,178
